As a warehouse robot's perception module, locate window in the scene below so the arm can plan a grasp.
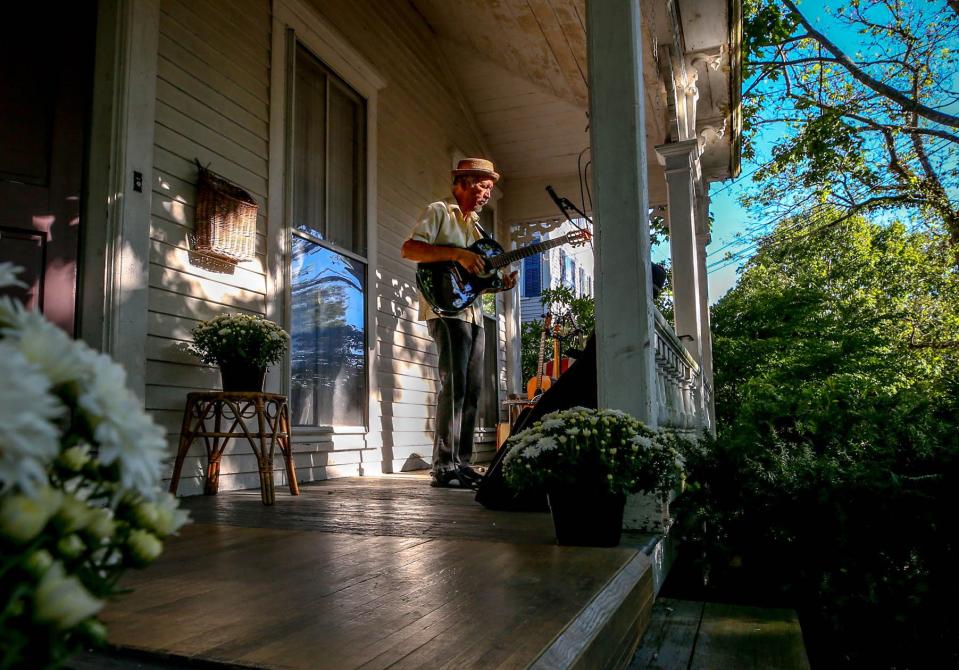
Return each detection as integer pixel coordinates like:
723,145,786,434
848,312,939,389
579,267,585,296
523,255,541,297
559,249,567,286
523,233,542,297
289,43,367,428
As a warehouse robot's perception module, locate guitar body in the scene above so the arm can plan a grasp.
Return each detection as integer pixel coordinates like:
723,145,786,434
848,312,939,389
416,238,505,316
526,375,552,399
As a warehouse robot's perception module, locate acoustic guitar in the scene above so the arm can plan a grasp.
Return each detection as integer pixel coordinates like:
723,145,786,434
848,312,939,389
526,313,553,399
416,229,591,317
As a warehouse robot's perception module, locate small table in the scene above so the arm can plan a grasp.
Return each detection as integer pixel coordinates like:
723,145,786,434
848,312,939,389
169,392,300,505
498,397,537,449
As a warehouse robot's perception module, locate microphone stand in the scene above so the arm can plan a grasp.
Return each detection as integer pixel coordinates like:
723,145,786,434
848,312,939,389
545,185,593,247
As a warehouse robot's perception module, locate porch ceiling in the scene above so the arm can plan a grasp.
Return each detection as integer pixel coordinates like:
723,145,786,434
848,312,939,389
412,0,667,210
413,0,738,223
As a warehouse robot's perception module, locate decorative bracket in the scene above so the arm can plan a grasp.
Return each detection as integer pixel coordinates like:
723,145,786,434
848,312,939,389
509,218,565,246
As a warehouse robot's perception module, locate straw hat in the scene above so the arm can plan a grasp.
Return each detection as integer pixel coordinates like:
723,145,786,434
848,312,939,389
451,158,499,183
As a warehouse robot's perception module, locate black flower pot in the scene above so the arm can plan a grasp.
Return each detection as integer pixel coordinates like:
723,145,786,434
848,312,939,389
219,363,266,392
547,485,626,547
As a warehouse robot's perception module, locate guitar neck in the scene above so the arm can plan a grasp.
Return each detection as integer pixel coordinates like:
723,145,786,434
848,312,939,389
535,331,547,390
490,234,574,269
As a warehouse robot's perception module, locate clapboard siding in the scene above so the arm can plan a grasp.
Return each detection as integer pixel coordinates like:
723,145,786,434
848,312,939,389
148,0,272,495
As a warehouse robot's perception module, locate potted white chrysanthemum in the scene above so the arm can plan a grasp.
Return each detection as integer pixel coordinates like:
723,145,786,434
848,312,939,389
0,263,189,668
501,407,687,546
189,313,289,392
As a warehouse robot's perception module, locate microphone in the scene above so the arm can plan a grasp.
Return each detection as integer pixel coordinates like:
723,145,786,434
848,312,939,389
546,184,569,212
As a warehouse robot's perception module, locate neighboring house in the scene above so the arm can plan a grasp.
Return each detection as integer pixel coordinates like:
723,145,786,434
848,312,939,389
0,0,740,504
519,220,595,325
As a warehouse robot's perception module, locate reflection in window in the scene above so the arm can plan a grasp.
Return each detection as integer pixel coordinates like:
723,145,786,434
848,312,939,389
290,239,366,427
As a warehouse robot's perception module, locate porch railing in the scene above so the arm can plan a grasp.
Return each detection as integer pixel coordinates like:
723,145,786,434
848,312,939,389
653,309,709,434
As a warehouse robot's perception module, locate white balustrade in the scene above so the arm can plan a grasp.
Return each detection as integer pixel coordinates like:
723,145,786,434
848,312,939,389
653,308,709,435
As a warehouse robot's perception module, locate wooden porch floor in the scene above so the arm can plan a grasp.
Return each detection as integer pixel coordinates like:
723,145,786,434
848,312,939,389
75,474,660,670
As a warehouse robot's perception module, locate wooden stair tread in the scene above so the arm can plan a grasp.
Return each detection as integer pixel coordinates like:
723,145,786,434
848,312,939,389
631,598,810,670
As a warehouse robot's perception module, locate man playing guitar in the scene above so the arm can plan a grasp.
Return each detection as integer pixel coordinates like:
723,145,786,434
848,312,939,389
401,158,518,488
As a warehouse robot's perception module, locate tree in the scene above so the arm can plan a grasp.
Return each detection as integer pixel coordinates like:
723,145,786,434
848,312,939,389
739,0,959,263
677,212,959,667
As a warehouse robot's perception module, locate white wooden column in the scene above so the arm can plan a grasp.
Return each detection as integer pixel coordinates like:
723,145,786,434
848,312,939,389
587,0,656,427
696,191,716,429
656,140,704,365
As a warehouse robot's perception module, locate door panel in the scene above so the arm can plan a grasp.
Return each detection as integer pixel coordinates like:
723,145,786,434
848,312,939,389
0,2,96,334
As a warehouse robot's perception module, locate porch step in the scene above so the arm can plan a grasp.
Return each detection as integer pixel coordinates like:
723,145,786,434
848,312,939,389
630,598,810,670
531,550,654,670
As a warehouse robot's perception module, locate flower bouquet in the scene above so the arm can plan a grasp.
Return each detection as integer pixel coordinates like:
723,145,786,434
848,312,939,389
0,263,189,668
501,407,687,545
189,313,289,391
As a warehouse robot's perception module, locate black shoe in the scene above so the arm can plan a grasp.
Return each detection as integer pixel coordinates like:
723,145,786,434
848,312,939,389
430,470,473,489
457,466,484,486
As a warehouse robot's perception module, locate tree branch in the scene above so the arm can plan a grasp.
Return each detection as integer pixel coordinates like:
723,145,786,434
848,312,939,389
782,0,959,129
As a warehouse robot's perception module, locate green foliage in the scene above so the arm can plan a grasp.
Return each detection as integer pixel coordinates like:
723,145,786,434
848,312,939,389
674,215,959,667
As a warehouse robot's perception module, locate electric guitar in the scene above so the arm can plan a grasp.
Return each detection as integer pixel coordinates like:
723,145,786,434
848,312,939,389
526,313,553,399
416,229,591,317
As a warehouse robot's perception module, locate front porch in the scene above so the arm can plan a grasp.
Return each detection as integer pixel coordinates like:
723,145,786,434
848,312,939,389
72,475,663,670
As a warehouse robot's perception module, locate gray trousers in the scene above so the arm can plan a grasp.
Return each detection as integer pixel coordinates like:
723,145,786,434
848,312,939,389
428,318,485,475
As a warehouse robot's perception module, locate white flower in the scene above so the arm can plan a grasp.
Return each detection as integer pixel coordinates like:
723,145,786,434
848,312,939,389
23,549,54,578
0,488,63,543
56,494,92,533
73,348,167,498
541,419,564,431
57,534,86,560
1,304,89,386
536,436,558,452
151,492,190,536
33,562,103,629
0,262,26,289
0,342,64,493
58,445,91,473
85,507,116,541
127,529,163,565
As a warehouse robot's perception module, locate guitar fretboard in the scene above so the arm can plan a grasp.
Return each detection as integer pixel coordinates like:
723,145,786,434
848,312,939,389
490,235,577,269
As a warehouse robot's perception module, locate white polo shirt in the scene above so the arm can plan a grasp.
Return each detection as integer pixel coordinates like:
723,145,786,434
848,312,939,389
408,200,484,325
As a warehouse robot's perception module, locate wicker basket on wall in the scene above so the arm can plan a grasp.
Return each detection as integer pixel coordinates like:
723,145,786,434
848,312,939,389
193,162,257,263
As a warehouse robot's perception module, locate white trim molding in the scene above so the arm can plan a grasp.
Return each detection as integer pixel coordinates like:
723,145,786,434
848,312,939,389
80,0,159,400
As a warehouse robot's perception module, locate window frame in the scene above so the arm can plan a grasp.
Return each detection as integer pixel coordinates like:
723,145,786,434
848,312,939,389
267,0,384,437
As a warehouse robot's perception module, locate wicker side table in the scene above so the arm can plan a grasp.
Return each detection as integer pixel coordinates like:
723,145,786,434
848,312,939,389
168,392,300,505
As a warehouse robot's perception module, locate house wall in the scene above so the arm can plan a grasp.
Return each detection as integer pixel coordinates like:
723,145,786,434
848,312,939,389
146,0,499,494
146,0,273,494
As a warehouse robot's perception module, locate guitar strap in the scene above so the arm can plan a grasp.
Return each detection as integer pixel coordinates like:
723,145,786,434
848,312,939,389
472,219,494,241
